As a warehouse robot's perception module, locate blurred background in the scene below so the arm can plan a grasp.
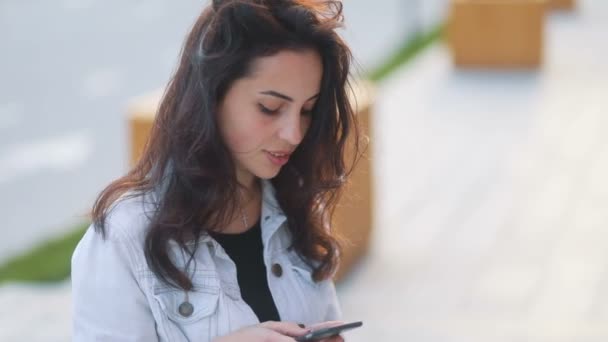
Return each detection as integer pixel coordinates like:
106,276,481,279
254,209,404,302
1,0,607,341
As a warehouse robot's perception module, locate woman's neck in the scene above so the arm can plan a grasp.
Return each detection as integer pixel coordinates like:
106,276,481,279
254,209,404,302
215,178,261,235
238,177,260,204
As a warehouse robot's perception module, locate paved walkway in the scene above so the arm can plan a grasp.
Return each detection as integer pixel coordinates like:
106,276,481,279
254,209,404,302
0,281,71,341
2,0,608,341
339,0,608,341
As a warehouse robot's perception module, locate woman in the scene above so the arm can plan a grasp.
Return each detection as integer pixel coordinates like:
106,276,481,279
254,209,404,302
71,0,361,341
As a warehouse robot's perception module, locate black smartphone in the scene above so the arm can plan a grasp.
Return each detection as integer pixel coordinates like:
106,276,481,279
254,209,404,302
295,321,363,341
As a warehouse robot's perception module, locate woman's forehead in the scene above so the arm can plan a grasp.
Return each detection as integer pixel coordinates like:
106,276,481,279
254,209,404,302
242,50,323,99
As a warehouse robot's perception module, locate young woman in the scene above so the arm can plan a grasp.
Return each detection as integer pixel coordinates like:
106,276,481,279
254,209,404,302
71,0,361,341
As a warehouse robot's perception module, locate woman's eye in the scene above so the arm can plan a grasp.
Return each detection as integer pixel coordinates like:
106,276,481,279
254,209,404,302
258,104,279,115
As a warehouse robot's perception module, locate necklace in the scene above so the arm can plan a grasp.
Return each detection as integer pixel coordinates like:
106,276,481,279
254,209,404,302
237,181,260,230
238,187,252,230
238,202,249,230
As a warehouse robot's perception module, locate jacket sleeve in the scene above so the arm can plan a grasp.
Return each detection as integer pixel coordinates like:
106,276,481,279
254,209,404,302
71,224,158,342
323,280,343,321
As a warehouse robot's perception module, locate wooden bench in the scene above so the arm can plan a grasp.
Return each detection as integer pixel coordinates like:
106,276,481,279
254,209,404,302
447,0,547,68
549,0,575,10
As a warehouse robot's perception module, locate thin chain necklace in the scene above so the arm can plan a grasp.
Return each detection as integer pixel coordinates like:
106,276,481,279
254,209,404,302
238,201,249,230
238,186,255,230
237,181,260,230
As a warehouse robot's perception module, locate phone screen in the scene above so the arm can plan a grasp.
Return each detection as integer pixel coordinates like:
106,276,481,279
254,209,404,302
295,321,363,341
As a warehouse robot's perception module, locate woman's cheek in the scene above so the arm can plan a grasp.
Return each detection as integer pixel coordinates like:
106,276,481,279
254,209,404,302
230,115,272,153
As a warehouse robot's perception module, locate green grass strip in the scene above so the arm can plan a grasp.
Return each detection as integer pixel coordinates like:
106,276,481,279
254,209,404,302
0,223,89,284
368,23,445,82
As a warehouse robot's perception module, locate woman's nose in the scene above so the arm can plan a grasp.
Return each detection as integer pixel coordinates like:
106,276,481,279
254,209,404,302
278,111,305,145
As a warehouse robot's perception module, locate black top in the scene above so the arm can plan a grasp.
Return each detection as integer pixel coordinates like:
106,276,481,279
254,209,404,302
209,220,281,322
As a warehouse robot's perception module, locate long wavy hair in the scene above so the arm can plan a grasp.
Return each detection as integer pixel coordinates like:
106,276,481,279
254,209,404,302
92,0,361,291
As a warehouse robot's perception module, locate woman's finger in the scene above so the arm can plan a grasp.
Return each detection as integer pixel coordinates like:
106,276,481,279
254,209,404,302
260,321,309,337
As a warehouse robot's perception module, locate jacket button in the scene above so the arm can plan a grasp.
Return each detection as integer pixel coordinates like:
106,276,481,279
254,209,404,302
271,263,283,277
178,301,194,317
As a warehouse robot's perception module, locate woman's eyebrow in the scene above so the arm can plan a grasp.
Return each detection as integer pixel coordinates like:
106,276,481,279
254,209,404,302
259,90,319,102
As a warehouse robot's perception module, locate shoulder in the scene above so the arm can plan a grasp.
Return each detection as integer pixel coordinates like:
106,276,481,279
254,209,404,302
72,191,160,280
101,190,158,245
73,191,157,266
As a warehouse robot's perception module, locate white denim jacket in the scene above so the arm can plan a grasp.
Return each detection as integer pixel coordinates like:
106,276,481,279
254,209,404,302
71,180,341,341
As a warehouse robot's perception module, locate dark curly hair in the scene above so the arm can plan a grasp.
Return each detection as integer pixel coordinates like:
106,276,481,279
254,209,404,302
91,0,361,291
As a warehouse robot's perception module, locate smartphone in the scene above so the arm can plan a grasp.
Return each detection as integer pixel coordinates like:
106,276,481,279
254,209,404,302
295,321,363,341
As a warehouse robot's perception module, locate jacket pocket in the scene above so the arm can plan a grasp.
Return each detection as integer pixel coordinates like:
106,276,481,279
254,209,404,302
154,285,220,325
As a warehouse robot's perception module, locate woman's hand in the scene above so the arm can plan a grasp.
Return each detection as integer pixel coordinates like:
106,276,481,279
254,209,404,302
212,321,309,342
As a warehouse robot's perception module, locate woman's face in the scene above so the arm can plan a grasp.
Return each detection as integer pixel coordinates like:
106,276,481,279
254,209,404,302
218,49,323,185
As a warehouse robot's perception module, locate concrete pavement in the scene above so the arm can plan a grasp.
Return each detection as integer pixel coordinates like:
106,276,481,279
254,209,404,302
339,1,608,340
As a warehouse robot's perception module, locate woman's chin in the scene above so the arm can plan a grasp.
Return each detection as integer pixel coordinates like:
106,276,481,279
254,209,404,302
253,166,282,180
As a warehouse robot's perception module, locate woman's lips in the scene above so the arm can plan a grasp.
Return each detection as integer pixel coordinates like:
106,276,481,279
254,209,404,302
265,150,291,166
